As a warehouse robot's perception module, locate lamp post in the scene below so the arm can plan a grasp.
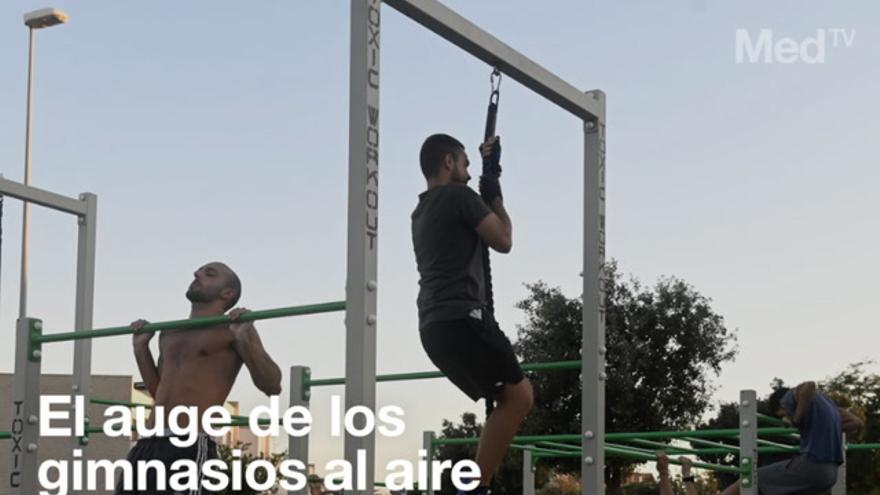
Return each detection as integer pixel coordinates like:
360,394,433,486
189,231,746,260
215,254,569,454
19,8,68,318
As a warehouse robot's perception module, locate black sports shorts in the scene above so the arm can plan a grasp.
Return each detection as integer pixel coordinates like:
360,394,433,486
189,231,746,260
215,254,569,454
115,433,217,495
420,316,525,411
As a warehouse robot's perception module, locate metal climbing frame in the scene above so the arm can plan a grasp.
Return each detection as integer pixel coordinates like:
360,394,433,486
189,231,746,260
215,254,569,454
347,1,605,494
0,175,97,495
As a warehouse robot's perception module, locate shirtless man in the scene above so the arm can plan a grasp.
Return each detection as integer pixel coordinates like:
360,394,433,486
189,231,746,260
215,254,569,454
117,261,282,494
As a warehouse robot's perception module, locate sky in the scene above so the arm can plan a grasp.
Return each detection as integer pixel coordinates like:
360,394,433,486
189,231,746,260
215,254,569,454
1,0,878,479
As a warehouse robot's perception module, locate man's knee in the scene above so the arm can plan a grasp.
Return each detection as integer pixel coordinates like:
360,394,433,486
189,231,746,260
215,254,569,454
501,379,533,416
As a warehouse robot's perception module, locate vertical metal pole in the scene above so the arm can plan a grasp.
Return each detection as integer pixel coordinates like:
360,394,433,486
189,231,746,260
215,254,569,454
345,1,380,494
423,431,435,495
71,195,97,412
831,434,846,495
523,447,535,495
581,90,606,495
69,193,96,495
9,317,43,495
739,390,758,495
19,27,35,319
289,366,311,495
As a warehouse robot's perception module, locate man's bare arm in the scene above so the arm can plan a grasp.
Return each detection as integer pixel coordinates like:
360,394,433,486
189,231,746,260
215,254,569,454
681,457,698,495
229,309,282,396
655,453,674,495
838,407,864,435
475,198,512,253
793,381,817,425
131,319,160,398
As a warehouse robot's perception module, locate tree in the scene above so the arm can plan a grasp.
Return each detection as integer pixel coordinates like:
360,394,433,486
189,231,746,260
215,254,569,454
435,261,737,494
823,362,880,493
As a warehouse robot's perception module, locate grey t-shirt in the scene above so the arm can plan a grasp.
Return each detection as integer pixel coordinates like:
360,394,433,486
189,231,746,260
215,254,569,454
411,183,491,328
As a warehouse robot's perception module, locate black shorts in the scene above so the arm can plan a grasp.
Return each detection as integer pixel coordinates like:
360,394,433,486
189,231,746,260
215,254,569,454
420,316,525,407
115,434,218,495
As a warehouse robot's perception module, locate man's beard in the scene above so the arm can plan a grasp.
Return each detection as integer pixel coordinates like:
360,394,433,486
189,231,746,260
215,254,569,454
186,287,213,303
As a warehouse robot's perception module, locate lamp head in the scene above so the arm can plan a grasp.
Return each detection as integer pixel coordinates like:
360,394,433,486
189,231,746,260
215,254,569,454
24,8,69,29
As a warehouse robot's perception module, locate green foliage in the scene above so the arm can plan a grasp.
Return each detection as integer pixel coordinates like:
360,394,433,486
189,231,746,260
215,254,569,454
436,261,737,494
215,442,287,495
821,362,880,493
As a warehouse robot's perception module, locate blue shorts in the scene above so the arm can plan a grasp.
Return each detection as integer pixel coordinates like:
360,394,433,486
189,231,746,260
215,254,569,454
758,455,838,495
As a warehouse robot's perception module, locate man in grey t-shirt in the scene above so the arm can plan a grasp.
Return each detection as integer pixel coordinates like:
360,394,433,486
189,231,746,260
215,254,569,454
412,133,532,495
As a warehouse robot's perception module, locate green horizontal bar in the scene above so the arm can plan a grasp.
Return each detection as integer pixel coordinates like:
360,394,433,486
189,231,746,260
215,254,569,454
537,441,582,452
683,437,738,452
37,301,346,344
90,397,281,424
848,443,880,452
510,443,581,457
307,360,581,387
85,417,269,436
757,413,787,427
435,427,799,448
606,442,657,456
605,445,740,474
626,438,702,455
0,431,10,440
607,427,796,441
757,438,798,450
434,433,581,446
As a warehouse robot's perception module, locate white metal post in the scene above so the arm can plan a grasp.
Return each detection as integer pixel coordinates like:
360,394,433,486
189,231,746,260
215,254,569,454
581,90,607,495
70,193,97,460
739,390,758,495
423,431,435,495
9,317,43,495
523,447,536,495
289,366,311,495
345,1,380,494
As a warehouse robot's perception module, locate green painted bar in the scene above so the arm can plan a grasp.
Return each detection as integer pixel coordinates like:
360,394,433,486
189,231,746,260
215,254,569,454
308,360,581,387
627,438,702,455
510,443,580,457
606,442,658,456
605,445,741,474
848,443,880,451
757,438,798,450
537,441,582,452
90,397,280,424
36,301,346,344
606,427,796,441
434,433,581,446
684,436,739,452
0,431,10,440
757,413,787,427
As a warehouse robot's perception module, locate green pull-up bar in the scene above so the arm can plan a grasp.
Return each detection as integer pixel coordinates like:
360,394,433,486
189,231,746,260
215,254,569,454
32,301,346,344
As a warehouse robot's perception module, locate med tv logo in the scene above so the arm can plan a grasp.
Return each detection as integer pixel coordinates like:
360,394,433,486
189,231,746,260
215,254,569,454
735,28,855,64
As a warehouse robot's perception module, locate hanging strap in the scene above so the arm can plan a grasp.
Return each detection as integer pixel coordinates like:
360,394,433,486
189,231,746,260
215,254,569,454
481,68,502,328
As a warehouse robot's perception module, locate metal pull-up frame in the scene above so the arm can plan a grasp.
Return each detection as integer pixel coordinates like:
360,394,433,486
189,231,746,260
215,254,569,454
1,175,97,495
344,1,606,494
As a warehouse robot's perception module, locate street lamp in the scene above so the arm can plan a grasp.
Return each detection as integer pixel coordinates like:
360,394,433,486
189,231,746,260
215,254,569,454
19,8,69,318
